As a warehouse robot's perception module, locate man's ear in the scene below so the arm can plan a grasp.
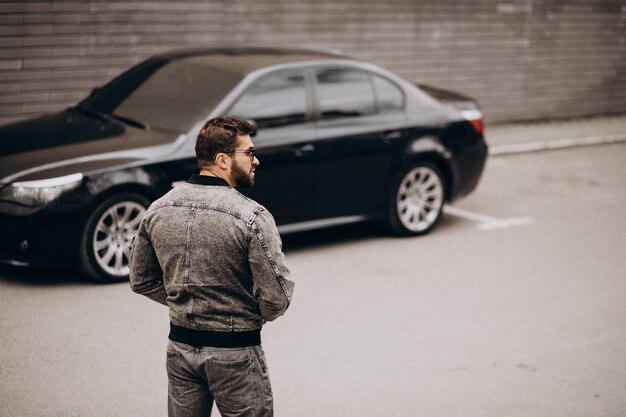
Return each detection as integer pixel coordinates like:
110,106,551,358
214,152,230,169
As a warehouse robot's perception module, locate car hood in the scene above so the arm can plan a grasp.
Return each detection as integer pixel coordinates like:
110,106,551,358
0,109,180,183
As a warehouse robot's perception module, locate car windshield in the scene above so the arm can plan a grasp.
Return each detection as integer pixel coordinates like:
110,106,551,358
79,56,243,133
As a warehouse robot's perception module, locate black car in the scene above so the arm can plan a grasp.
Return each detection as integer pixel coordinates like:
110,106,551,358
0,47,488,283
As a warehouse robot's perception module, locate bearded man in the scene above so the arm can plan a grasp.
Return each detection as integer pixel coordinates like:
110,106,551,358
130,116,295,417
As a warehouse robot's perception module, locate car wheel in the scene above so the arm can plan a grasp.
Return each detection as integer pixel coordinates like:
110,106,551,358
79,192,150,283
388,162,446,236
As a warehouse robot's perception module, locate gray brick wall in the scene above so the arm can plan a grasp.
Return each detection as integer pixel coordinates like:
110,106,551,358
0,0,624,126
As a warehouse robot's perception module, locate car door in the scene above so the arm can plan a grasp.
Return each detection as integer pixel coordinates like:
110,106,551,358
312,68,407,219
227,70,316,225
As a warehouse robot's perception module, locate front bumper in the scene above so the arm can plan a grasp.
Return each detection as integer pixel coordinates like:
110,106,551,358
0,208,86,269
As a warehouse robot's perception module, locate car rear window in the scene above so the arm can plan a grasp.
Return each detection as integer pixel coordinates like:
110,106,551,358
373,76,404,112
315,69,377,119
314,69,404,120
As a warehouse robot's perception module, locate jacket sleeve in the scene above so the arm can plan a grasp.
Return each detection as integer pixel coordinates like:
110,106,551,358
248,208,295,322
129,217,168,306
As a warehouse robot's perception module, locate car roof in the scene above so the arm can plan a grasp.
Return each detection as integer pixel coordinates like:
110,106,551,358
153,47,351,75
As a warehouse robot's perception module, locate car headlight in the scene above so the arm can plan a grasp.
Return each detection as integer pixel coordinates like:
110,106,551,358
0,173,84,206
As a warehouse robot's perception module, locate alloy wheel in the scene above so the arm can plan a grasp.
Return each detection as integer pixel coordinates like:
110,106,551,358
92,201,146,278
395,165,444,233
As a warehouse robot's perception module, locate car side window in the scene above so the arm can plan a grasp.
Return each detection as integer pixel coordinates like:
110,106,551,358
373,75,404,112
228,73,307,129
315,69,376,120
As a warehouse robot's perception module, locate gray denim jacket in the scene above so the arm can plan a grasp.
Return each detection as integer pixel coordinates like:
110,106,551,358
129,175,294,332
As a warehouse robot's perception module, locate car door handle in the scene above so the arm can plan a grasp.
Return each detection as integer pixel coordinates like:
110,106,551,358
294,143,316,157
382,130,403,141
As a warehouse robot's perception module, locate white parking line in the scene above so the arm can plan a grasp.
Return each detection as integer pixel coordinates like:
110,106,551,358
444,205,535,230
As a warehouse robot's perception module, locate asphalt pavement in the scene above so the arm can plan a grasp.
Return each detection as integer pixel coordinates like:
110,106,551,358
1,113,625,417
486,113,626,155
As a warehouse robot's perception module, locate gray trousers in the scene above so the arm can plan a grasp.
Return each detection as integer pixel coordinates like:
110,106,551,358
166,340,273,417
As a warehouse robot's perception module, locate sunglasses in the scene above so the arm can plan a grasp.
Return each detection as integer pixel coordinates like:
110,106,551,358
222,148,255,161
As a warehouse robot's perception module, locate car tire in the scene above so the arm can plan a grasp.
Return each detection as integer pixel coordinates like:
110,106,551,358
388,162,446,236
79,192,150,283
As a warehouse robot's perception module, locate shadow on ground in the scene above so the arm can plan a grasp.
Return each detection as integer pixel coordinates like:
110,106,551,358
1,216,465,285
0,264,95,286
282,221,392,253
280,213,468,253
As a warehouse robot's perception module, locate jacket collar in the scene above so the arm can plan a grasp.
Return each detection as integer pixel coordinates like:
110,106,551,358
187,174,230,187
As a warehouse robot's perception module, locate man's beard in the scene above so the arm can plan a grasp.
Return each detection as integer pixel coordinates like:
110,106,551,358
232,160,254,188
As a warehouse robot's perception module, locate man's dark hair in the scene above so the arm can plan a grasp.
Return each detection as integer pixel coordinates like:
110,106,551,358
196,117,256,168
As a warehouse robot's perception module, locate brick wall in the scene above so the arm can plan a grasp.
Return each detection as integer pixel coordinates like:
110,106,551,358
0,0,624,126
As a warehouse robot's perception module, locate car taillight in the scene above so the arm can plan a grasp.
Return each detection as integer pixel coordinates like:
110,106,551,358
461,110,484,135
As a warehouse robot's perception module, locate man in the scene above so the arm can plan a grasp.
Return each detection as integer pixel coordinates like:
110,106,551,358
129,116,295,417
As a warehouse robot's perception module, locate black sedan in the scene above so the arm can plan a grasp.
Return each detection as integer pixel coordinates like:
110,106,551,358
0,47,488,283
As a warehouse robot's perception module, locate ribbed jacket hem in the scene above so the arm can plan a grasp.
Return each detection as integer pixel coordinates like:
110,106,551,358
168,323,261,348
